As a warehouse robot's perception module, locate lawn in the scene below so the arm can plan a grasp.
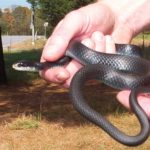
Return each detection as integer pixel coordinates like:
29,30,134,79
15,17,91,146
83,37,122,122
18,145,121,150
0,37,150,150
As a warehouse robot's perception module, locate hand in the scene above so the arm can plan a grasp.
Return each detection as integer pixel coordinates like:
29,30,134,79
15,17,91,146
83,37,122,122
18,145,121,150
40,1,133,87
40,0,150,87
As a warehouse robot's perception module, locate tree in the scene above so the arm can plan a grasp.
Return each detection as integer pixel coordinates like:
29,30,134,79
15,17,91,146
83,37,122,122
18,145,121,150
37,0,75,26
74,0,96,8
35,11,45,35
12,7,31,35
27,0,95,33
0,9,2,18
0,27,7,84
2,9,14,34
0,9,7,34
27,0,38,8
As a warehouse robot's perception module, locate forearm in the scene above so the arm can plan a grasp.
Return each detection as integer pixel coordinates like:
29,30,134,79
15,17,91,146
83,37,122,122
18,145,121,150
98,0,150,36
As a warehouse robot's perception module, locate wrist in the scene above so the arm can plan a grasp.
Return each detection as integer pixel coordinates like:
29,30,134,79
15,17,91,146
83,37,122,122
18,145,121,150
99,0,150,37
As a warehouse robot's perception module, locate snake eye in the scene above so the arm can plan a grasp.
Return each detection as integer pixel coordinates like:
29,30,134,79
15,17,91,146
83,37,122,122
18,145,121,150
18,62,25,67
17,60,29,67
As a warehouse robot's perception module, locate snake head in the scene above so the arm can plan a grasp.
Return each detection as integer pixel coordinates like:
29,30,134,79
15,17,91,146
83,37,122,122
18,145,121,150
12,60,39,72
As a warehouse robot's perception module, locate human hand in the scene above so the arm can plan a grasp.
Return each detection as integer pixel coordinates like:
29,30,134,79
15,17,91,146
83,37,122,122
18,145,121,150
40,0,150,87
40,1,130,87
41,4,114,86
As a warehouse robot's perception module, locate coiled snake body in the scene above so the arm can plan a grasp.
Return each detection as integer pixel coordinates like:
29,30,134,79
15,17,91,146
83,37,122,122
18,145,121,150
13,42,150,146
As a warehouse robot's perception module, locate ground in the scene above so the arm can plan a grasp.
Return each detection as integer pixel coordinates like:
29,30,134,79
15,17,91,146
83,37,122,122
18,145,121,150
0,36,150,149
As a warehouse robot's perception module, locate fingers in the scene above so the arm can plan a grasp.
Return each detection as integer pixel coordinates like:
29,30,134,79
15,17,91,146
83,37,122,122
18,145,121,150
40,10,86,84
91,31,116,53
64,39,95,87
40,30,116,86
39,1,115,85
63,32,116,87
117,91,150,118
105,35,116,53
91,31,106,52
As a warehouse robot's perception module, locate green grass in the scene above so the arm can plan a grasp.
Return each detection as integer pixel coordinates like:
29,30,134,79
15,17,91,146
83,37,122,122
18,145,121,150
134,32,150,39
7,115,39,130
4,49,42,84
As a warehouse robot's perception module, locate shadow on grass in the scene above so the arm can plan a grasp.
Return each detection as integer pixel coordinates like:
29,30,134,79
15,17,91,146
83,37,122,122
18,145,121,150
0,80,127,127
0,46,150,127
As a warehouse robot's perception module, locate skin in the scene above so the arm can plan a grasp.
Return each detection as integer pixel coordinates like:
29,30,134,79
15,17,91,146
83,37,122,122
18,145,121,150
40,0,150,118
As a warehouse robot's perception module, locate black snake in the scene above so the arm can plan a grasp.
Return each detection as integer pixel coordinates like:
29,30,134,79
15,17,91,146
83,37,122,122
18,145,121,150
12,42,150,146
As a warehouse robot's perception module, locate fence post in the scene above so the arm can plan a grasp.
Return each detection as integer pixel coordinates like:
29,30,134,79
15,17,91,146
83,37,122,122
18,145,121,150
0,27,7,84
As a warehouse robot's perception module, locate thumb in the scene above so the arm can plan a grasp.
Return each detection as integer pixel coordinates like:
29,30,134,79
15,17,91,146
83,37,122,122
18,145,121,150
42,11,85,62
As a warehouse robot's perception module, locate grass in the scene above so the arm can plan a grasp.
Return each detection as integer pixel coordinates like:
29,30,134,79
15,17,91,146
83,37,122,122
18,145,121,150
131,32,150,46
4,49,41,83
0,37,150,149
7,115,39,130
3,38,46,83
134,32,150,40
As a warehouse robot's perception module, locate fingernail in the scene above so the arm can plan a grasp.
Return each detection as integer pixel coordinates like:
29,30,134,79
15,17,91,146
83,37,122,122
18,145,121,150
106,35,113,42
43,45,62,61
43,45,58,56
43,36,67,61
81,38,94,48
94,32,104,41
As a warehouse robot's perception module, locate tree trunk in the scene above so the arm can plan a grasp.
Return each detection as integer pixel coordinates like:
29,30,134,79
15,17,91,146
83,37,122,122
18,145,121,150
0,27,7,84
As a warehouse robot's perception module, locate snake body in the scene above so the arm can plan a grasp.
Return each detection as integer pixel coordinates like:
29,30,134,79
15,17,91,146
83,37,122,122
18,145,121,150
13,42,150,146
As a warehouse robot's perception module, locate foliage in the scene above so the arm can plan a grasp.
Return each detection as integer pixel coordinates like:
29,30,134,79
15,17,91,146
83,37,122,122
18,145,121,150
1,9,13,34
0,6,44,35
27,0,96,33
37,0,74,26
0,9,2,18
0,1,95,35
27,0,38,8
12,7,31,35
